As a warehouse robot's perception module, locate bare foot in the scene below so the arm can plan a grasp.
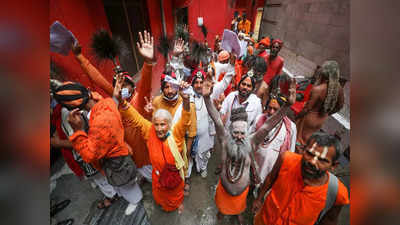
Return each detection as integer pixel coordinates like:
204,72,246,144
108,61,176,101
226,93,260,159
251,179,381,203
178,204,184,214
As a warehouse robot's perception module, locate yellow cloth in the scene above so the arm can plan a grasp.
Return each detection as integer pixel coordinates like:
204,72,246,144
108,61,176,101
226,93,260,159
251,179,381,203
119,101,191,211
152,95,197,138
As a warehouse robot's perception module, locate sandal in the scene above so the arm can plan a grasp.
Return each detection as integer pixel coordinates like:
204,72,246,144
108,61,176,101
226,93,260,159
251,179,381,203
184,179,190,196
97,195,119,209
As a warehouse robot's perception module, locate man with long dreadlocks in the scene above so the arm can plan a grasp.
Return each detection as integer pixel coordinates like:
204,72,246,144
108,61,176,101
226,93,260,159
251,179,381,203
71,30,155,182
295,60,344,152
201,76,296,225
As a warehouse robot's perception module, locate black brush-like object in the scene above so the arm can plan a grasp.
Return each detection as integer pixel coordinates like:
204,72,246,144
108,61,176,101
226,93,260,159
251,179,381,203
200,24,208,39
157,35,172,59
90,29,128,65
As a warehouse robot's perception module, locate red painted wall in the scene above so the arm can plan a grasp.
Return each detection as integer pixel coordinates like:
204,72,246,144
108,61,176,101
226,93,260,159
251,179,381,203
187,0,234,45
50,0,114,97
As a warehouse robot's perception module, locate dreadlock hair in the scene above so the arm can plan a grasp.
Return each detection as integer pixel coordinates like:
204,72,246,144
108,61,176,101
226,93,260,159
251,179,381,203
306,132,342,163
320,60,340,114
230,107,248,123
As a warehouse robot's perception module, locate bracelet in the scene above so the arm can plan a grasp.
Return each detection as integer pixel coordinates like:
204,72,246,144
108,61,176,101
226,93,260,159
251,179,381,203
120,100,130,110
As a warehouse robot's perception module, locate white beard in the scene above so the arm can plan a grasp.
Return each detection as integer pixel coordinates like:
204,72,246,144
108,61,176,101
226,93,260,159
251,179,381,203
227,135,251,162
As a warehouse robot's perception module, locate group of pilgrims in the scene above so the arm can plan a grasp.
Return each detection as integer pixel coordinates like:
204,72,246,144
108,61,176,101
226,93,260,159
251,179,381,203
50,22,349,225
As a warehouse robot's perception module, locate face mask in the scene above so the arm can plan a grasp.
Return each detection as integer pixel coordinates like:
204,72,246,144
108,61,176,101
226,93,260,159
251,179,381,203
121,87,132,100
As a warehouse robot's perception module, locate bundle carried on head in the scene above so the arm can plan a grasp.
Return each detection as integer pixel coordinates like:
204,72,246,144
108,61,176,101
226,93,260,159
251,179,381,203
230,107,248,123
90,29,128,67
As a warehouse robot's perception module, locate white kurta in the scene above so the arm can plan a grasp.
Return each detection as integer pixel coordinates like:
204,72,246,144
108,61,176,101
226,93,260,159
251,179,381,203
193,94,215,172
251,115,297,183
220,91,263,133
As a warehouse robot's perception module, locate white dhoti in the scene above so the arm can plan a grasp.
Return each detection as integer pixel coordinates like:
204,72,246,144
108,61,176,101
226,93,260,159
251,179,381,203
91,173,116,198
193,96,215,173
195,150,211,172
113,179,143,204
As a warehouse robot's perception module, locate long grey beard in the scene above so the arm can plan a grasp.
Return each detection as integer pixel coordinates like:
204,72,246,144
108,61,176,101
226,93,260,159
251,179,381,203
227,135,252,162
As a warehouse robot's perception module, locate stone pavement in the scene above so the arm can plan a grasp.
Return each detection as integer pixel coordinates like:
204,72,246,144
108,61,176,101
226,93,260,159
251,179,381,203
50,149,350,225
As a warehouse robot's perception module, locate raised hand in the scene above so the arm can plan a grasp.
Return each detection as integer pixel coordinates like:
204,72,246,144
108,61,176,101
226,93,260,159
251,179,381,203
202,77,213,98
68,108,84,131
144,95,154,113
252,199,263,214
288,78,297,105
178,80,191,100
137,30,155,63
113,73,125,103
173,38,185,56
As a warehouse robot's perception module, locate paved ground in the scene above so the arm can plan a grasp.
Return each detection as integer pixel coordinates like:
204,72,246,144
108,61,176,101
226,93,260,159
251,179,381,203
50,149,350,225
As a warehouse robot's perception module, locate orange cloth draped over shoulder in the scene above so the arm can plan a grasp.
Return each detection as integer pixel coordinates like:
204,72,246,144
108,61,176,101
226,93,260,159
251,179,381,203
254,152,350,225
119,102,191,211
69,98,130,172
75,54,153,168
215,179,250,215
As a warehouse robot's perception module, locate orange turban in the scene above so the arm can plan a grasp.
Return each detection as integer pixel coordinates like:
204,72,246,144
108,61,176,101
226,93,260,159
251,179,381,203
247,46,254,55
218,50,230,62
256,37,270,49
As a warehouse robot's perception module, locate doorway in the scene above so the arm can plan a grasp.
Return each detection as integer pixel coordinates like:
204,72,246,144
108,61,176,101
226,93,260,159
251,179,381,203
102,0,150,76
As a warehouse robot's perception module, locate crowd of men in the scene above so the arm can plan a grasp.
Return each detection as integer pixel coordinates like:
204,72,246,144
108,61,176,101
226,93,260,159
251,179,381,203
50,13,349,225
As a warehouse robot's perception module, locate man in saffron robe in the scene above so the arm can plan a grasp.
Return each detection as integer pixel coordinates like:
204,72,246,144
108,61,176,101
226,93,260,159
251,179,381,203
201,77,296,225
115,74,191,213
71,30,155,181
252,132,350,225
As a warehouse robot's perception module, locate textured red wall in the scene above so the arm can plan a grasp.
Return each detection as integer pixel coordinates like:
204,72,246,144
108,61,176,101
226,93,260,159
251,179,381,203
50,0,114,97
187,0,233,44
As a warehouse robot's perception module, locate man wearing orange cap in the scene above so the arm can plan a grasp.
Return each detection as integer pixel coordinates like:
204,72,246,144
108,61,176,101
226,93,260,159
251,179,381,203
257,39,285,108
256,37,271,56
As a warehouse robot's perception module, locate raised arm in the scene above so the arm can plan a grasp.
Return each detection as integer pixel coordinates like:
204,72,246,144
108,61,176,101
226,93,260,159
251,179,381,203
251,78,297,146
72,43,114,96
172,81,192,140
132,30,156,116
202,77,226,144
114,73,152,139
210,64,235,100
